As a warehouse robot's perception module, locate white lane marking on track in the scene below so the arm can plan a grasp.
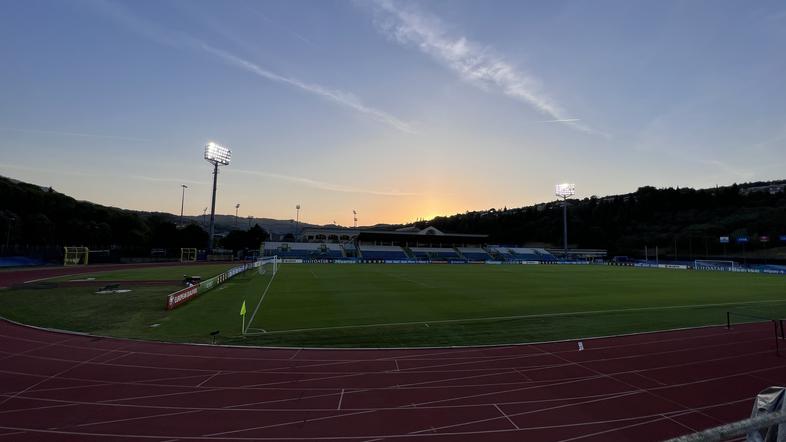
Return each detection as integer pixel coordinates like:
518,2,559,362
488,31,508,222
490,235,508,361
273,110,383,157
494,403,519,429
337,388,344,410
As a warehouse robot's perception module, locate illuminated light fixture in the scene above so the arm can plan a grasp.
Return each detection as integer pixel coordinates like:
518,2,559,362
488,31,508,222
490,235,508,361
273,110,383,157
555,183,576,259
555,183,576,199
204,142,231,165
205,141,232,252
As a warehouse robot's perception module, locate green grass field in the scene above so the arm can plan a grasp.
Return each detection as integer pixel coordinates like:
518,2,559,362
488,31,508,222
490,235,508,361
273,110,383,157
1,263,785,347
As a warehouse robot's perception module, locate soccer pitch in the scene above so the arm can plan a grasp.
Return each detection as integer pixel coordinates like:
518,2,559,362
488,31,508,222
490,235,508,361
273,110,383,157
2,263,786,347
156,263,786,347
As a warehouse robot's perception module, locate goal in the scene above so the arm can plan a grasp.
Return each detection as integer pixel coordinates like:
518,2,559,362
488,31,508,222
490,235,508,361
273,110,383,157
694,260,736,271
180,248,197,262
257,255,279,277
64,246,89,266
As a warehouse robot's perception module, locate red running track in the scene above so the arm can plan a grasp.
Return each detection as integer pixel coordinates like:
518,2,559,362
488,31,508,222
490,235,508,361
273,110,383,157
0,320,784,441
0,262,230,288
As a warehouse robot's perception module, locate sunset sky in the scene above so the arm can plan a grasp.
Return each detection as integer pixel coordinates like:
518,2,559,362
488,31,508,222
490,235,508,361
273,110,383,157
2,0,785,226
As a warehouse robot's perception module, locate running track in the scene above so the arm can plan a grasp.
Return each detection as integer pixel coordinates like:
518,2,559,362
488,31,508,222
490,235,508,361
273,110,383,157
0,320,783,441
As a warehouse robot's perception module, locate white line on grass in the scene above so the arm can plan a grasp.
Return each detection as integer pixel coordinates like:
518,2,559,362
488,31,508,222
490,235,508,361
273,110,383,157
243,268,278,334
242,298,786,336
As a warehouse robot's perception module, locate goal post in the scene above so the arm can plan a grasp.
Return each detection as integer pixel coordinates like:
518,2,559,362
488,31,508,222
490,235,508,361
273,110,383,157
694,260,736,270
64,246,89,266
256,255,278,277
180,247,197,262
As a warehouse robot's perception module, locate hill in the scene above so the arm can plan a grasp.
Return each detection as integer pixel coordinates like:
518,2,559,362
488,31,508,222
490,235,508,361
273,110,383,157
407,181,786,260
2,174,786,261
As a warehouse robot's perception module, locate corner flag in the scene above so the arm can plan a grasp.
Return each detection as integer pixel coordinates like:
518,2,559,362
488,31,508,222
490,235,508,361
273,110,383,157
240,300,247,335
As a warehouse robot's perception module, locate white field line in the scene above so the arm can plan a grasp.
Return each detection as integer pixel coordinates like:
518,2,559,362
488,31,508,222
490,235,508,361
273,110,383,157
243,268,278,334
243,299,786,336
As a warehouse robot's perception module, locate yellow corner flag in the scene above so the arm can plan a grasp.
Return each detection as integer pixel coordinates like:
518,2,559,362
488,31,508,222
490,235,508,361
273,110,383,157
240,300,247,316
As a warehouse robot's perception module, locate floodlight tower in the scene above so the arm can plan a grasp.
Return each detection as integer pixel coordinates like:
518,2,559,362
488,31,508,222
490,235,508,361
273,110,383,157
235,203,240,227
555,183,576,259
204,142,232,252
179,185,188,226
353,210,357,228
296,205,301,229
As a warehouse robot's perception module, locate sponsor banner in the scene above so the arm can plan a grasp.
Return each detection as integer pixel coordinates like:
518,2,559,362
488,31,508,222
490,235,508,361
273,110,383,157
227,265,245,278
658,264,688,269
166,285,199,310
736,236,749,244
760,236,770,243
780,235,786,242
719,236,730,244
485,261,503,265
280,259,303,264
520,261,541,265
333,260,357,264
199,277,217,291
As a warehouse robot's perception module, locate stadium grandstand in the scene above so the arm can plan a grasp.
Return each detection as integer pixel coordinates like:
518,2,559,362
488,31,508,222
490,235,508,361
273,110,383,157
261,226,579,263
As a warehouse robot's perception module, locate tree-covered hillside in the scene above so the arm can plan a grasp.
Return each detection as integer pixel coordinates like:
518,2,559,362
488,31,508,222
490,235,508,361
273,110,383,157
410,182,786,259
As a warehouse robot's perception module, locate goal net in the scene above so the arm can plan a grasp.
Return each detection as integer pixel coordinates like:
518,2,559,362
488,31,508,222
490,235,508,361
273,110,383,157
180,248,197,262
64,246,89,266
694,260,736,271
257,255,278,277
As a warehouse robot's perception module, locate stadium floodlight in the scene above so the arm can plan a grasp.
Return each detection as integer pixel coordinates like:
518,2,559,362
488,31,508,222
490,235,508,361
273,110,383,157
555,183,576,259
204,142,232,253
204,142,231,165
555,183,576,198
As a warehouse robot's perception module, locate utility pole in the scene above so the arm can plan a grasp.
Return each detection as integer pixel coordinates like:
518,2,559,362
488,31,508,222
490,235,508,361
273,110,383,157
179,184,188,226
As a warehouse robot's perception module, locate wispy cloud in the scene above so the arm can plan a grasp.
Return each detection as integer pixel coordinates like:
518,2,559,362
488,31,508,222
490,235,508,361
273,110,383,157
0,127,151,142
539,118,581,123
88,0,413,134
368,0,603,136
201,44,415,134
234,168,417,196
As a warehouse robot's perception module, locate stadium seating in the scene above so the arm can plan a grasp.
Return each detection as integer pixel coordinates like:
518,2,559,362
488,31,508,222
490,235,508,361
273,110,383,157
457,247,492,261
486,246,514,261
533,248,557,261
263,242,344,259
410,247,461,261
358,245,409,260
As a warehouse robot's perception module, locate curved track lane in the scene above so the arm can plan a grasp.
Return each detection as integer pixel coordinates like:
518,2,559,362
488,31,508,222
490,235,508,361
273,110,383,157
0,320,783,441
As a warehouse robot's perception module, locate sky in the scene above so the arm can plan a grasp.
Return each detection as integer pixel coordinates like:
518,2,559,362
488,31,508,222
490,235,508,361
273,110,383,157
1,0,785,226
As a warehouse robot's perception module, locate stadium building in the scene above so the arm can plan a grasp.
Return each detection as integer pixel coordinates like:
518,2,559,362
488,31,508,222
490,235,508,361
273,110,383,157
263,226,563,263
